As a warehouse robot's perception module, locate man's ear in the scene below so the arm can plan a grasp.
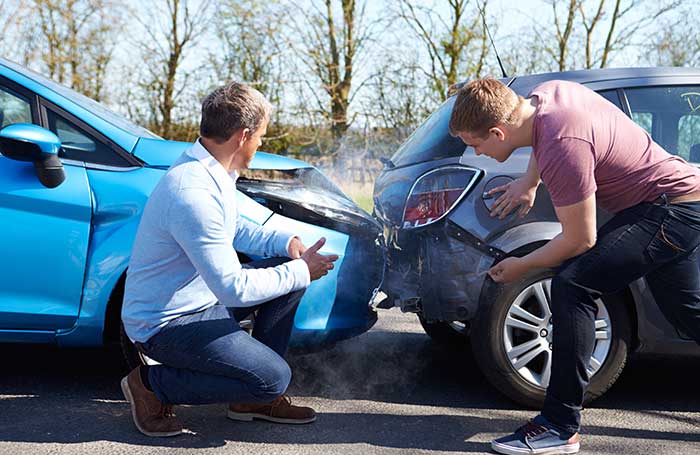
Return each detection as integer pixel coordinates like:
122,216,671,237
237,128,251,147
488,126,506,141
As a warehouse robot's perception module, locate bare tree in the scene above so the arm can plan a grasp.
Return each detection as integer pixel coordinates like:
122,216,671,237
596,0,680,68
365,53,432,136
544,0,580,71
290,0,374,140
649,5,700,67
132,0,211,139
21,0,123,101
538,0,682,71
395,0,489,102
210,0,284,95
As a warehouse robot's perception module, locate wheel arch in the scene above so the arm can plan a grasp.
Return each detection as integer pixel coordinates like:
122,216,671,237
103,270,127,344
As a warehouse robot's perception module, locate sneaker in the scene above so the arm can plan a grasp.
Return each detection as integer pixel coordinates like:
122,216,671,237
120,366,183,437
491,416,580,455
227,395,316,424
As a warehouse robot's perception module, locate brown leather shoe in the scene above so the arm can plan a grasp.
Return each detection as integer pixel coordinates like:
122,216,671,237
121,366,183,437
228,395,316,424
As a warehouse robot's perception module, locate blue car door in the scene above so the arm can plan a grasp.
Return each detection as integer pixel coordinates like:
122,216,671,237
0,79,91,334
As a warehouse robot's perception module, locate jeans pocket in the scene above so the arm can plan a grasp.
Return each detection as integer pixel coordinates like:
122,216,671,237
645,211,693,264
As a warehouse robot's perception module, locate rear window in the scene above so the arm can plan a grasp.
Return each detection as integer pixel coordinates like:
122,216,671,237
390,97,466,167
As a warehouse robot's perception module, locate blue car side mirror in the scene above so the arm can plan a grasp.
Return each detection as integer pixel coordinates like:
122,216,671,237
0,123,65,188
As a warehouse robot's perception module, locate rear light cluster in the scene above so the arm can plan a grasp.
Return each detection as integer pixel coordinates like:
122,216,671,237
402,166,480,229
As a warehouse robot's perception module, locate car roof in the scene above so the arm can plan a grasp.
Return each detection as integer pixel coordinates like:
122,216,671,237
508,66,700,93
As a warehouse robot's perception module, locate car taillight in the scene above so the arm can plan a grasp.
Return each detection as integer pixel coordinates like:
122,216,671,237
402,166,480,228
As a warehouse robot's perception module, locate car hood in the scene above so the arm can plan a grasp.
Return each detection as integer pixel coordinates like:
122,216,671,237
132,137,380,234
132,137,313,170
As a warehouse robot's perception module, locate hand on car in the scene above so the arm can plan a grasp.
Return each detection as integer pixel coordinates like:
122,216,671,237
287,236,307,259
487,176,538,219
488,257,529,283
301,237,339,281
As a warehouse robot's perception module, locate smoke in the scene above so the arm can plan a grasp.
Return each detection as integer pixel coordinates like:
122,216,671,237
286,310,441,401
304,126,404,206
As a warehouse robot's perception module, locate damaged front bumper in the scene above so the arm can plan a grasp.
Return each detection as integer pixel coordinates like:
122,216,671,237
380,220,505,324
237,168,386,346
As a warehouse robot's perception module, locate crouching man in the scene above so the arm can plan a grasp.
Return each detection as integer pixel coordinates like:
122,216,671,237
120,81,338,437
450,78,700,454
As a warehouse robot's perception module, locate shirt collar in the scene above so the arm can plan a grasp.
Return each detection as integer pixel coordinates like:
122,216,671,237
186,138,238,191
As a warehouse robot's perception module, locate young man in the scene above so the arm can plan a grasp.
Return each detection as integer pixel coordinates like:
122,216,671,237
449,78,700,454
120,82,338,437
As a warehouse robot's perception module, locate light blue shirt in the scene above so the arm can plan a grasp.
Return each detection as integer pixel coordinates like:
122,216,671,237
122,139,310,343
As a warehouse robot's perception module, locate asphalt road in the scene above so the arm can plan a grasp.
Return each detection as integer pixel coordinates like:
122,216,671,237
0,309,698,455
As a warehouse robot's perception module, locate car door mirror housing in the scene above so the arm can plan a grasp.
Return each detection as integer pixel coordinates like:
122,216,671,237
0,123,66,188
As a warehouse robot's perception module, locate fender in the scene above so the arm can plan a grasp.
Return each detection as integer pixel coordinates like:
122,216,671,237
56,166,163,346
487,221,562,254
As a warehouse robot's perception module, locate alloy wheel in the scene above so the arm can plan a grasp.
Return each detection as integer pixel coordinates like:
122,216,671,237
502,278,612,388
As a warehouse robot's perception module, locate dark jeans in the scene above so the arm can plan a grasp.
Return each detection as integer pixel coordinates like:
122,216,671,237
542,198,700,434
136,258,305,405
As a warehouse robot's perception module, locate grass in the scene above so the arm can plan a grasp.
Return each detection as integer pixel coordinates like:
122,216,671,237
337,181,375,213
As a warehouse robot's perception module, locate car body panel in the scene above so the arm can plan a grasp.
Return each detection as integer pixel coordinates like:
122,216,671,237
262,214,347,330
55,165,161,346
375,67,700,355
0,159,91,334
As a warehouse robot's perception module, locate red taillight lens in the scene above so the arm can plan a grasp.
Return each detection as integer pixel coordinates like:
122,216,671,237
402,167,478,228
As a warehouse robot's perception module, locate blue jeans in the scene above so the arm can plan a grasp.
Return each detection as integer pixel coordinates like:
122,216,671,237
542,198,700,434
136,258,305,405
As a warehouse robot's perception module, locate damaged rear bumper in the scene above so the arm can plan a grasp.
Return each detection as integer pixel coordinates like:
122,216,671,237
381,220,504,324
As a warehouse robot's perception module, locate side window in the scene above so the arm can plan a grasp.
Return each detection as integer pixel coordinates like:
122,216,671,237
625,86,700,162
46,108,130,166
598,89,623,111
0,85,32,128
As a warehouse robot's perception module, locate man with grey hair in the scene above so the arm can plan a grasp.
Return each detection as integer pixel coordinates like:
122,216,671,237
120,82,337,437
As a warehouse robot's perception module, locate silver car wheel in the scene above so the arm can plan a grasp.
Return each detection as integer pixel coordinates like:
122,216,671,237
502,278,612,389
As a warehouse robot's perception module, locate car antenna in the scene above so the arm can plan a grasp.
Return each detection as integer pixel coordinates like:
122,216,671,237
479,2,508,78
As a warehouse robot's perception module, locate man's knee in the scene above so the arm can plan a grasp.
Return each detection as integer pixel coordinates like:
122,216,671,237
251,360,291,401
551,271,600,312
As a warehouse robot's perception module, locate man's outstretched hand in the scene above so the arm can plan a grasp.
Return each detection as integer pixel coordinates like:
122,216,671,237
301,238,339,281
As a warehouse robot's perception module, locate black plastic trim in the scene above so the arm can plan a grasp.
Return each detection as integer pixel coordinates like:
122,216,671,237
38,98,142,168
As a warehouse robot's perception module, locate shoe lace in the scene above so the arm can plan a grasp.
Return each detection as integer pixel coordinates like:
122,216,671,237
519,421,549,439
271,394,292,410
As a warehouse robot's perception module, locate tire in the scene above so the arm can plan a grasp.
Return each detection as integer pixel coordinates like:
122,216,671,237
470,269,631,409
418,313,469,347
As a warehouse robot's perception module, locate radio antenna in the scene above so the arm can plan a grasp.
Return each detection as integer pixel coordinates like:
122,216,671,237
479,2,508,78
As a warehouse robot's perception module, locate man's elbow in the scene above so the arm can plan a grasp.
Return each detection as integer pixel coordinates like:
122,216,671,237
573,236,597,256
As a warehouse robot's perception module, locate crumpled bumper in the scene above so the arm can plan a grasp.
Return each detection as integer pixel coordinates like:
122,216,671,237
381,221,499,323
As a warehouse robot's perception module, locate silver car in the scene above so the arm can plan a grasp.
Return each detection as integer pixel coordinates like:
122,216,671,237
373,67,700,407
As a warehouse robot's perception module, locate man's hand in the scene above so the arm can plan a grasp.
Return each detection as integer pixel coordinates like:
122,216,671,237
287,236,307,259
301,238,339,281
488,257,530,283
488,176,539,219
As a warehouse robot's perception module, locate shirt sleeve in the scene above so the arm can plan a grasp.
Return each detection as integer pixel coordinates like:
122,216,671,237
537,137,597,207
166,188,310,308
234,215,295,258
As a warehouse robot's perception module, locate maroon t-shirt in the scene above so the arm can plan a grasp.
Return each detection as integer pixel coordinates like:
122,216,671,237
530,80,700,213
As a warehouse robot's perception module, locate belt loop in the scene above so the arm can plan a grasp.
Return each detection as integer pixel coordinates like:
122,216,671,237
661,193,669,206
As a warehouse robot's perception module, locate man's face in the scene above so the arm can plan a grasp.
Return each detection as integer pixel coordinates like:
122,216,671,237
237,116,269,169
457,127,513,163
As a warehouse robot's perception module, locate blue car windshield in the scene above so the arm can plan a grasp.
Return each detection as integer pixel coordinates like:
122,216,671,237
1,59,160,140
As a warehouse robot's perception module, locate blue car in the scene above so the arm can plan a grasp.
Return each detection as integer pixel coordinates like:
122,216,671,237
0,58,384,366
